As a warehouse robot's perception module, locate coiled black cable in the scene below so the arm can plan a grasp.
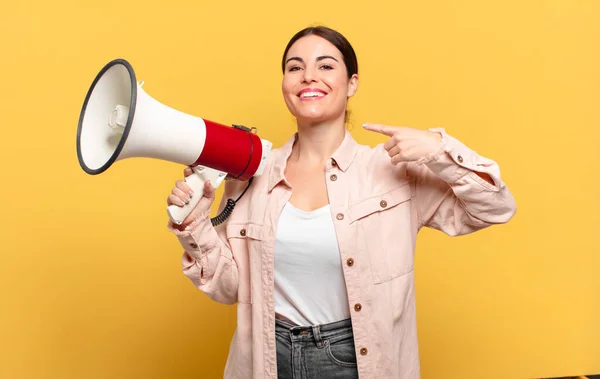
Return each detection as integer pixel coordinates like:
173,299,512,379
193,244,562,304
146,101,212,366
210,177,254,226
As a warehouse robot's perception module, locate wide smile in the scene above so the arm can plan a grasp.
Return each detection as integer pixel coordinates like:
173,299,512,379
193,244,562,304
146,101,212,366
297,88,327,101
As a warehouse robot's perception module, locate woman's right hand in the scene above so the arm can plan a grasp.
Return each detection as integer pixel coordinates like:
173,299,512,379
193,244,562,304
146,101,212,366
167,167,216,230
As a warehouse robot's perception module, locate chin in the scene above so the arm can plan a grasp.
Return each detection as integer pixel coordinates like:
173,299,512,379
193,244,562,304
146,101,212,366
294,107,340,123
295,113,331,124
286,100,345,125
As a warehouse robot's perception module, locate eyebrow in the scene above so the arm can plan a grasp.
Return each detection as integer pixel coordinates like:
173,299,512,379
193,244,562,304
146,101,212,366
285,55,339,65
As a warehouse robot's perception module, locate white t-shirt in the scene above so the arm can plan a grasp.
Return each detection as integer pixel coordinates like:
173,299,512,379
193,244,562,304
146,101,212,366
273,202,350,326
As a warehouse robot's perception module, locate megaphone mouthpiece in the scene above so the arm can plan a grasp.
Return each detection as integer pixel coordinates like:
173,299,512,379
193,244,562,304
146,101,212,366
108,105,129,130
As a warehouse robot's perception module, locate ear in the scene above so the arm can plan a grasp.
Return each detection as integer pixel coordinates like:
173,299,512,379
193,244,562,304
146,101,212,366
347,74,359,98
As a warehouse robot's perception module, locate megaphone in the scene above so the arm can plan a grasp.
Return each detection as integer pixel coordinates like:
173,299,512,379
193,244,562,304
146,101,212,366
77,58,272,225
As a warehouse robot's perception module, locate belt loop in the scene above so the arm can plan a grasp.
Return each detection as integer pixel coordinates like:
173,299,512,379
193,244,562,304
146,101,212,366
312,325,325,348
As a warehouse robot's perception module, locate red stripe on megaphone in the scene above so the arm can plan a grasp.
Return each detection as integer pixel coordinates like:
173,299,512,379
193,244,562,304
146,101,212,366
193,119,263,181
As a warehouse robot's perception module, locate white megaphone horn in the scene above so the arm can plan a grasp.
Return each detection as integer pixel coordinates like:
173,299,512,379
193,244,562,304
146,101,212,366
77,58,272,225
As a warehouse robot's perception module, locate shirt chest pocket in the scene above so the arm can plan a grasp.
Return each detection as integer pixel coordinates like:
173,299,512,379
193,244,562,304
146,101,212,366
225,222,267,304
348,183,415,284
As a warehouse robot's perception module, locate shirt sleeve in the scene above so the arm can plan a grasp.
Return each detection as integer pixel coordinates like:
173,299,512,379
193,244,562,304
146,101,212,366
166,180,245,304
409,127,517,236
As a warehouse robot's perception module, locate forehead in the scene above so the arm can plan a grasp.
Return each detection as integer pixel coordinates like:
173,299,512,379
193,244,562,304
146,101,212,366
285,35,344,61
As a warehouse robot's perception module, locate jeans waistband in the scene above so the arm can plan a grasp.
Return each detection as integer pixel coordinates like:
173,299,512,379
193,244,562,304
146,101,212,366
275,317,353,348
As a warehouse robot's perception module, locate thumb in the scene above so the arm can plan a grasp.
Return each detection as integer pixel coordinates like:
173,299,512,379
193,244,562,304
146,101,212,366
203,180,216,200
363,123,395,137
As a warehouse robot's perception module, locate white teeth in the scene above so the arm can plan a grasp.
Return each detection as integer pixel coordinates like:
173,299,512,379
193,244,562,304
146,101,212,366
300,91,325,98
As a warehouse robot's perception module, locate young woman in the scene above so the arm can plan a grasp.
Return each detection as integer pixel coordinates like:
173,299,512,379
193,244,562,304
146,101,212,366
167,25,516,379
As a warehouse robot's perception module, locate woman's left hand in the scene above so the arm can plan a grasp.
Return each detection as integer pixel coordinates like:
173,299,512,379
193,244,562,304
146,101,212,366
363,123,442,165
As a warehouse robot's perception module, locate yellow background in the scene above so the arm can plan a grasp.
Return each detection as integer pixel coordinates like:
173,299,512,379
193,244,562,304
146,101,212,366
1,0,598,378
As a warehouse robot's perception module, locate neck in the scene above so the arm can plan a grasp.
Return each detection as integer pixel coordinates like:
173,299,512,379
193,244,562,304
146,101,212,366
290,116,346,166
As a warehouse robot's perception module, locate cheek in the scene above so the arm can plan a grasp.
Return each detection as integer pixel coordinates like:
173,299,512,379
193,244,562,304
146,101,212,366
281,79,297,111
332,83,350,104
281,76,295,96
324,75,350,97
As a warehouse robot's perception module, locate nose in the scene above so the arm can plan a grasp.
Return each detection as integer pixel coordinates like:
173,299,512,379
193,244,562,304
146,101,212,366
302,65,317,84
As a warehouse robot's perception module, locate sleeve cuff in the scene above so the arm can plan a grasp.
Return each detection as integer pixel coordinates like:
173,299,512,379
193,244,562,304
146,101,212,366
167,216,219,259
415,127,451,165
419,127,502,190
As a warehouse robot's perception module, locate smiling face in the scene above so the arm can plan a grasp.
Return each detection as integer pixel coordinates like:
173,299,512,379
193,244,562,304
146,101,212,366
282,35,358,125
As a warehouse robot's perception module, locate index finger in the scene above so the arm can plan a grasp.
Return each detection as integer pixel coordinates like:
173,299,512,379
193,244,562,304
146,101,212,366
362,123,396,137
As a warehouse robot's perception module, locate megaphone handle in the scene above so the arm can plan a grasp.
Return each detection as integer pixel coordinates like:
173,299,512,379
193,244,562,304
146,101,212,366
167,166,227,225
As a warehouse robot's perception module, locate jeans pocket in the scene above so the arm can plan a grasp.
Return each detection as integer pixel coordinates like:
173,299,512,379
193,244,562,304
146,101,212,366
325,336,357,367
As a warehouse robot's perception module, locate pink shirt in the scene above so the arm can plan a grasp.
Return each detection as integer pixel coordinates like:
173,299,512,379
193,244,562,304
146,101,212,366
169,128,517,379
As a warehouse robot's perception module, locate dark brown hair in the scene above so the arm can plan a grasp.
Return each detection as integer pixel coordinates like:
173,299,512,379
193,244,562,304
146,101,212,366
281,26,358,79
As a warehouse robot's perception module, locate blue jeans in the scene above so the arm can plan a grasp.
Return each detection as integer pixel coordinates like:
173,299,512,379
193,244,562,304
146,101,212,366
275,317,359,379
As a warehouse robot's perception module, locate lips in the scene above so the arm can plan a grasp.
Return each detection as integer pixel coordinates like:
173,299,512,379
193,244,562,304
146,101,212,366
297,88,327,100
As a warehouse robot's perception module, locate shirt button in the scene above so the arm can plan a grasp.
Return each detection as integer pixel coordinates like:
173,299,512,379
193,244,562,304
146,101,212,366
330,174,337,181
360,347,368,356
354,303,362,312
240,229,247,236
457,155,464,163
189,243,198,249
346,258,354,266
380,200,387,208
336,213,344,221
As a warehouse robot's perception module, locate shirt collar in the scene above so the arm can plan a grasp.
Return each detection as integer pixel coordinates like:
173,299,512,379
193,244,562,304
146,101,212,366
267,130,360,193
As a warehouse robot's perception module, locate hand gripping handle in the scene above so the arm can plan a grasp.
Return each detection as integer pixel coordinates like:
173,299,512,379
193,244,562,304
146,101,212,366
167,166,227,225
